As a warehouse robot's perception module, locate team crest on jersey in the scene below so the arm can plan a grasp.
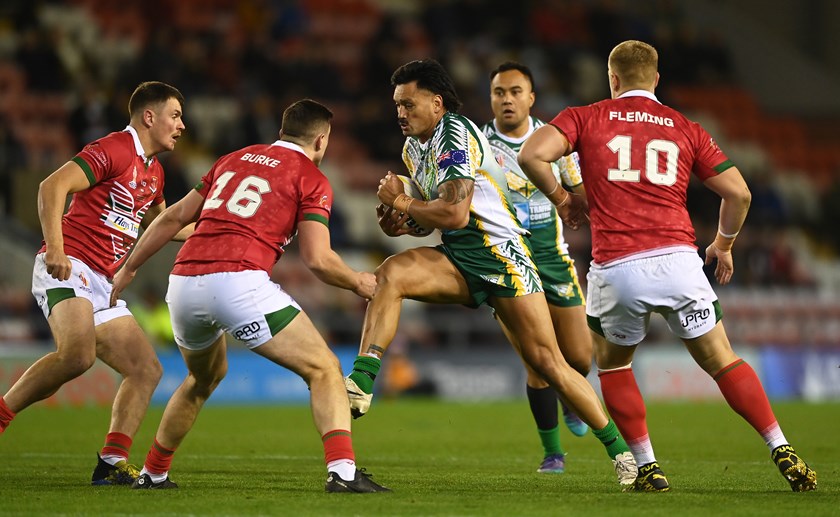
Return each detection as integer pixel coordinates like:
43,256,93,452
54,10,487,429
149,176,158,193
437,149,466,169
505,172,537,199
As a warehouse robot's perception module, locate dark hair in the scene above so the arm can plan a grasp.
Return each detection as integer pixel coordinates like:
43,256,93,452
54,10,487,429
391,59,462,113
280,99,333,144
128,81,184,118
489,61,536,93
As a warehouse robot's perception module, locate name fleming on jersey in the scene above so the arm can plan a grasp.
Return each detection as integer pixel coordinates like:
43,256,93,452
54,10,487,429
608,111,674,127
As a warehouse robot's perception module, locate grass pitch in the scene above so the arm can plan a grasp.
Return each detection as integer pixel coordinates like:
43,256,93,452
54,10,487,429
0,399,836,516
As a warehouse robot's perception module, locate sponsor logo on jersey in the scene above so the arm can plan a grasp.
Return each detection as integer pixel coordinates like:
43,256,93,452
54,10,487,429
85,143,109,168
129,166,138,189
437,149,467,169
495,153,505,168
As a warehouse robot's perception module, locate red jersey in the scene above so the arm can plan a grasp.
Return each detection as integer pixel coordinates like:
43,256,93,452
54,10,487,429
550,91,733,264
38,128,166,278
172,141,332,276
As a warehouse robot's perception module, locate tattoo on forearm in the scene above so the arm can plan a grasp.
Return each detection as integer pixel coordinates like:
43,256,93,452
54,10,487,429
366,344,386,356
439,180,473,204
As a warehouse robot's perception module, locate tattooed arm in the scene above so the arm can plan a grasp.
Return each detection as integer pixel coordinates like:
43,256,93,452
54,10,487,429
376,172,474,231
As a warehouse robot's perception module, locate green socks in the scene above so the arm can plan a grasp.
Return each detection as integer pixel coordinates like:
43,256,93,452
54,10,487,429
538,425,565,457
348,356,381,394
592,420,630,459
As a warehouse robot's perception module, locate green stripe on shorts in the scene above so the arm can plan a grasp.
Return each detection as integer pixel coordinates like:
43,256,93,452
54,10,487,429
46,287,76,315
265,306,300,336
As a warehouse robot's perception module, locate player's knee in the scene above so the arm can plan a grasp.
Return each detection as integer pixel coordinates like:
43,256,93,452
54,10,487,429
374,259,408,296
52,347,96,378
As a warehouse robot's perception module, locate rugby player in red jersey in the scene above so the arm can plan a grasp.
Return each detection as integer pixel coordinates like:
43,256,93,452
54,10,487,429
519,40,816,493
109,99,389,493
0,82,187,486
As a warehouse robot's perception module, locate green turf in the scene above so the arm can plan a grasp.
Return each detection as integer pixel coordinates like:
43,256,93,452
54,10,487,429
0,399,836,516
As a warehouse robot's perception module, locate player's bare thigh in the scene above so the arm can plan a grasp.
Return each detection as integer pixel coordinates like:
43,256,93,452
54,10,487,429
249,310,340,378
95,315,161,377
375,246,472,304
549,304,592,374
681,321,738,376
491,292,570,370
179,334,229,386
46,297,97,360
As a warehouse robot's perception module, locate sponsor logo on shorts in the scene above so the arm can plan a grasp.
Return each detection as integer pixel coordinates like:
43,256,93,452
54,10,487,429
608,331,627,340
550,283,575,299
77,272,93,294
681,308,711,330
480,274,506,286
233,321,262,341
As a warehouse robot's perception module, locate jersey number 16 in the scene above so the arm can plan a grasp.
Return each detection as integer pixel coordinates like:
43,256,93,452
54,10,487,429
203,171,271,218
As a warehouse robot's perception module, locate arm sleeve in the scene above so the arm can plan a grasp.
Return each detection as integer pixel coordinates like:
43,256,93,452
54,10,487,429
298,164,332,227
691,124,735,181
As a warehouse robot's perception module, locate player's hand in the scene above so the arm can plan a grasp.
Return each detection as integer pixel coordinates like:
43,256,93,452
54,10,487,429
376,203,411,237
44,248,72,281
704,243,734,285
109,267,136,307
354,271,377,300
376,171,403,207
556,193,588,231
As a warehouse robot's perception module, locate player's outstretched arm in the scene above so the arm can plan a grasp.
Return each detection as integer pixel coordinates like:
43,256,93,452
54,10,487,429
143,201,195,241
109,189,204,306
298,220,376,299
702,165,752,285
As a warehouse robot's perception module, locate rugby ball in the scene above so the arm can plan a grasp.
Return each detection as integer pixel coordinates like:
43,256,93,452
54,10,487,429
396,175,433,236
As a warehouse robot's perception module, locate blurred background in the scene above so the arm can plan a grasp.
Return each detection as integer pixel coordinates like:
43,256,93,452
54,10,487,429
0,0,838,405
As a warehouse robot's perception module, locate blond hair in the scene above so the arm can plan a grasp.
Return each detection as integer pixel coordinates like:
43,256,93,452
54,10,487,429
608,40,658,89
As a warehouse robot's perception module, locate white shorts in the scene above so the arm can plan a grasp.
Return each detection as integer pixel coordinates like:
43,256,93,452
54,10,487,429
586,251,720,346
31,253,131,326
166,270,301,351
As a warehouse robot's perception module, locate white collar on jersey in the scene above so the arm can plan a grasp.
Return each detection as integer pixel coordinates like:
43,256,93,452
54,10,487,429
492,116,535,145
272,140,306,156
123,125,151,164
617,90,661,103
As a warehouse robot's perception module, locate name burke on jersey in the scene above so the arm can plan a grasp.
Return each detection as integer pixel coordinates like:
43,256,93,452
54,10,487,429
609,111,674,127
241,153,281,168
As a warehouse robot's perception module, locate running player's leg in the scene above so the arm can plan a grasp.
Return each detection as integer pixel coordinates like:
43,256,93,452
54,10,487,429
92,313,163,484
2,297,97,419
682,323,816,492
549,303,591,436
497,318,565,473
134,334,228,489
492,293,635,486
347,246,471,417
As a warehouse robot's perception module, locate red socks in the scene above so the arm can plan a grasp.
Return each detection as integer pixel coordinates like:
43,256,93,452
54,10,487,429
322,429,355,464
714,359,778,434
145,439,176,475
598,367,649,443
101,432,132,460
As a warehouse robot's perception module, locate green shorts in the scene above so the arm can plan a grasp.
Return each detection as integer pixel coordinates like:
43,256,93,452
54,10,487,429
438,236,543,308
533,249,585,308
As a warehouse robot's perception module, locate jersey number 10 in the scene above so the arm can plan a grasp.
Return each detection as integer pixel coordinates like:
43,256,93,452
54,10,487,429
203,171,271,218
607,135,679,186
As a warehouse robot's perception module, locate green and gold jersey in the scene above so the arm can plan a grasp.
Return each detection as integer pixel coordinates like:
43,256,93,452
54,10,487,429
402,112,526,250
481,116,582,257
